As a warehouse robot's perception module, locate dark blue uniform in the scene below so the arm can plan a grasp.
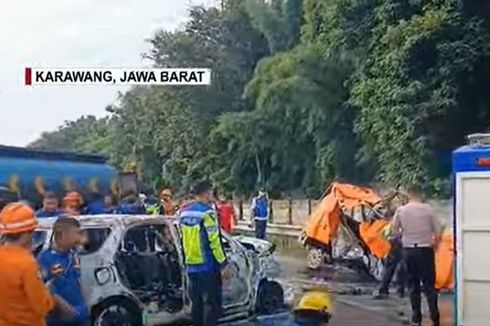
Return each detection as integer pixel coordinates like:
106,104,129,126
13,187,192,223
36,209,64,218
38,249,89,326
85,200,114,214
115,203,146,215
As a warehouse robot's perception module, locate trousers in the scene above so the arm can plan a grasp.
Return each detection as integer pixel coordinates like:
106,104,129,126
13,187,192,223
188,270,223,326
379,241,407,296
403,247,440,324
255,220,267,239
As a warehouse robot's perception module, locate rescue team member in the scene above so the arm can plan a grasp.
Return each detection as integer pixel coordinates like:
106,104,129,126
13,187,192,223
216,193,237,234
103,194,116,213
63,192,83,215
373,227,407,299
391,184,442,326
36,192,64,218
84,192,106,215
38,217,88,326
250,189,269,239
0,203,74,326
160,188,177,215
115,193,146,214
286,291,333,326
179,181,231,326
145,195,161,214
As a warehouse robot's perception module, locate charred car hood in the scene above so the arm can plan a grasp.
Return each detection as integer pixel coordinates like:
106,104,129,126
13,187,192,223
232,235,275,256
233,235,280,279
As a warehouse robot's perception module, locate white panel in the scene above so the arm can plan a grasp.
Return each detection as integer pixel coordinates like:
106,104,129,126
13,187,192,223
463,281,490,324
462,231,490,281
462,177,490,226
456,172,490,326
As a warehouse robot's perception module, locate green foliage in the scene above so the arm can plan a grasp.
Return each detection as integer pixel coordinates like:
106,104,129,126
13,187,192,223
30,0,490,198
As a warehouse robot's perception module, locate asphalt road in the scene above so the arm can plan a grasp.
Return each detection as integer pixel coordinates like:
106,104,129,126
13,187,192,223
234,254,456,326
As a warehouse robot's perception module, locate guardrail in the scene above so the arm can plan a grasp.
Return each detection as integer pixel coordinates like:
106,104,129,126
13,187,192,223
234,221,302,237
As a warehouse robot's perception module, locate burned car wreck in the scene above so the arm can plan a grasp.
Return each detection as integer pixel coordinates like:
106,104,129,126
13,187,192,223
33,215,284,326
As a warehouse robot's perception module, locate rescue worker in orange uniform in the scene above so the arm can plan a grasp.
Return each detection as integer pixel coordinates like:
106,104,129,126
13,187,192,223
63,192,83,215
0,202,73,326
159,188,177,215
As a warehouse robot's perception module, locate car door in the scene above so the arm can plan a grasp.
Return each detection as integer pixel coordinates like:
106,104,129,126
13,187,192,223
220,232,252,309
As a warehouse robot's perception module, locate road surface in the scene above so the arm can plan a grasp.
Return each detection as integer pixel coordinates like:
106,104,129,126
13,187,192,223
230,254,455,326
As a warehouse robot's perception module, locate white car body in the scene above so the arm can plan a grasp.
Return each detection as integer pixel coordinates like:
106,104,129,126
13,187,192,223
33,215,283,326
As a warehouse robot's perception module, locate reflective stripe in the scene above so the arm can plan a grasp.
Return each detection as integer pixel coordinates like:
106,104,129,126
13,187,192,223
0,218,37,230
254,217,268,221
205,226,219,233
203,212,226,264
181,211,206,219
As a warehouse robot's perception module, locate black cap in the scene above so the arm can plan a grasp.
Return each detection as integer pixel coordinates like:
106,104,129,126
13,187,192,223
191,180,212,196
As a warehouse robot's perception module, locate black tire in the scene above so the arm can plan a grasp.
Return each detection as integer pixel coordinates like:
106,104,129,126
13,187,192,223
92,297,142,326
256,280,285,315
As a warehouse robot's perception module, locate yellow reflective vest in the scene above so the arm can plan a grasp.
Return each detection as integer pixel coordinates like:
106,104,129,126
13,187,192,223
179,202,227,273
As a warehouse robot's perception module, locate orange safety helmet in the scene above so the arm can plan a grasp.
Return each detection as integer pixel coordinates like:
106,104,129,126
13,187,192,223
0,202,37,235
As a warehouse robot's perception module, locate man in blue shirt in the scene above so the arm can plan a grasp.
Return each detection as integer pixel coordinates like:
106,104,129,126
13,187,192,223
115,194,146,215
250,189,269,239
36,192,64,218
38,217,89,326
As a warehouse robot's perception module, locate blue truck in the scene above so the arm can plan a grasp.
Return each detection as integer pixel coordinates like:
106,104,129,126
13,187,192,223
0,145,118,207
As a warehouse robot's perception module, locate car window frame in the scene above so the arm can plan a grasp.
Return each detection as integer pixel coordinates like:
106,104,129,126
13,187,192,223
118,220,179,254
78,227,113,255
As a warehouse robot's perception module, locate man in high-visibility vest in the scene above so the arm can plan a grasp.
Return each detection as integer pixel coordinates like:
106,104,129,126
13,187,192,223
0,202,74,326
250,189,269,239
179,181,230,326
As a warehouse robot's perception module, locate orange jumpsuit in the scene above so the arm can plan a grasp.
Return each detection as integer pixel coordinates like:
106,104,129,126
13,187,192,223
0,245,56,326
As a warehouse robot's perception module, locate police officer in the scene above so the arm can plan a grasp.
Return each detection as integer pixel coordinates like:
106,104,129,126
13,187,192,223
179,181,230,326
250,189,269,239
38,216,89,326
391,184,442,326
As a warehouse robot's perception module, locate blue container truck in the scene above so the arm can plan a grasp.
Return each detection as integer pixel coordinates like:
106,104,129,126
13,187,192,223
0,145,118,207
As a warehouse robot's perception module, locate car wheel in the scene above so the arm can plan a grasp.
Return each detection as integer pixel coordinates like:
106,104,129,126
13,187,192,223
256,280,284,315
92,298,142,326
307,248,324,270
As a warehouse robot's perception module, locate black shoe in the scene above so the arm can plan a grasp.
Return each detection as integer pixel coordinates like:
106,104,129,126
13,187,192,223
411,316,422,326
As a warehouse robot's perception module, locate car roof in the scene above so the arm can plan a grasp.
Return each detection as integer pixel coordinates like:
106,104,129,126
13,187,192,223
36,214,178,231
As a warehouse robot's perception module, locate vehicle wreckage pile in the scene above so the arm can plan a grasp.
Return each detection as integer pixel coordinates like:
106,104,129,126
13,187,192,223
300,182,454,290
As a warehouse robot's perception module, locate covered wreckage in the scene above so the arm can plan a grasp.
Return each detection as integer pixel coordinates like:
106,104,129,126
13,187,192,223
302,182,454,290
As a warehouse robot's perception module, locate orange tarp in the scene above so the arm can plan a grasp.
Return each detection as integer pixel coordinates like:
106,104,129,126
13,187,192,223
435,232,454,290
359,220,392,259
304,183,381,245
304,182,454,290
359,221,454,290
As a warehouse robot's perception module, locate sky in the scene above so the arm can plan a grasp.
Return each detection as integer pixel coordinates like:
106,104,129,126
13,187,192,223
0,0,217,146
